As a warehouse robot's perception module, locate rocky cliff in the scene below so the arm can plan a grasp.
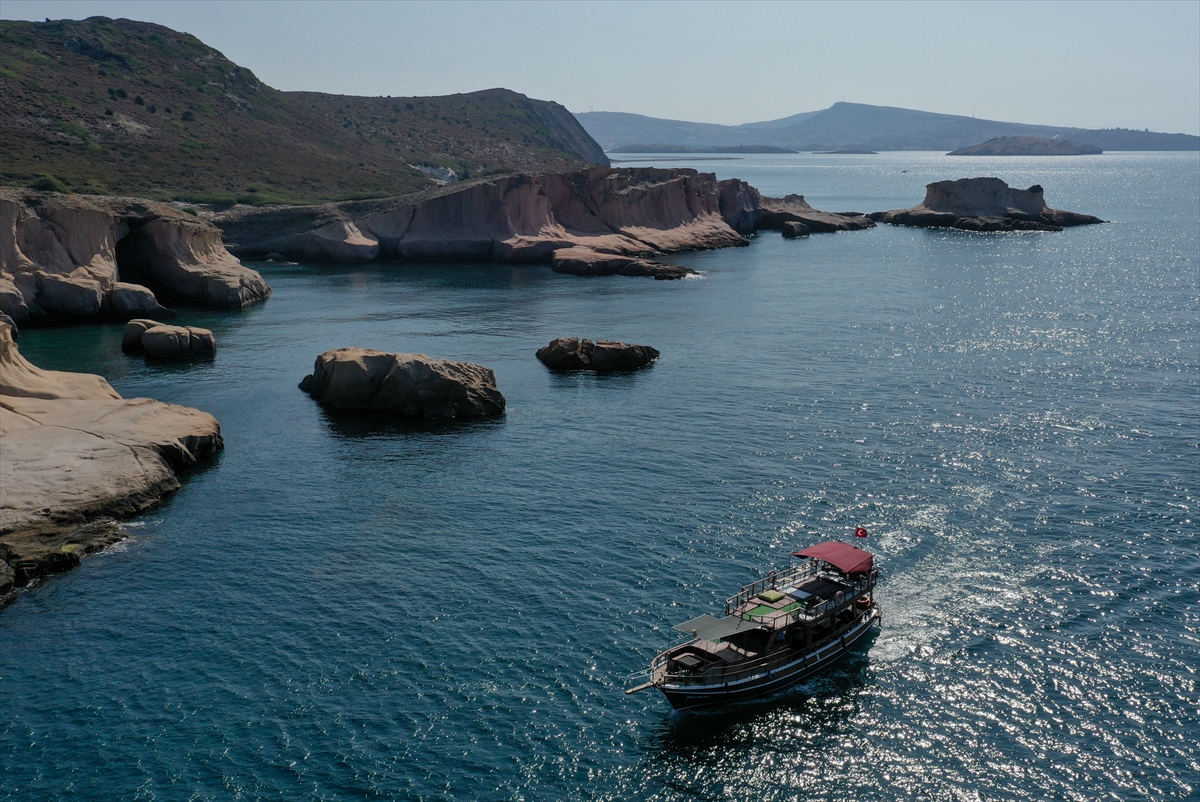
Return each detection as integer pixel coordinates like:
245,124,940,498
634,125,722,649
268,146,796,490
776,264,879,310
869,177,1104,232
216,168,874,275
0,188,270,324
0,320,223,596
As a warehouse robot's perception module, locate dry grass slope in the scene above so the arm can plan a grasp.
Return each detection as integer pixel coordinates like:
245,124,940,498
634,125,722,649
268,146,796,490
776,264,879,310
0,17,606,205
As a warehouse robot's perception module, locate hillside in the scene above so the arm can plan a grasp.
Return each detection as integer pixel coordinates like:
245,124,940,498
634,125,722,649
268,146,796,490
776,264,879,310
0,17,608,205
577,102,1200,152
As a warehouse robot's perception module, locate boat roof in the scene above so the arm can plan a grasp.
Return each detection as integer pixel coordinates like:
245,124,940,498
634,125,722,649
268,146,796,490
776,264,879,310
792,541,874,574
673,613,766,641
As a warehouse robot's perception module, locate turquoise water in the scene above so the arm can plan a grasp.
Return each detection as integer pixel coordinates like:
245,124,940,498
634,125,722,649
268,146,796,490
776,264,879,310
2,152,1197,801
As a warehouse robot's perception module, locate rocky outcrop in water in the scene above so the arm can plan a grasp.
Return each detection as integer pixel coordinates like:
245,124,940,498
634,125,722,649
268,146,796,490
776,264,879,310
782,222,810,239
948,137,1103,156
549,247,694,280
122,319,216,359
868,177,1104,232
0,320,223,596
715,179,876,235
299,349,506,419
0,188,271,325
536,337,660,372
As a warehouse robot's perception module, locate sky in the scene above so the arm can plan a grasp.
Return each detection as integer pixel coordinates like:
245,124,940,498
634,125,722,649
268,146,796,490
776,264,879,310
4,0,1199,135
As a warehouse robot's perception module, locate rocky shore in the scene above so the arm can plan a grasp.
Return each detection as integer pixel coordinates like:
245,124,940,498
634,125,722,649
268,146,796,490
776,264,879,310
0,320,223,599
214,167,875,279
869,177,1104,232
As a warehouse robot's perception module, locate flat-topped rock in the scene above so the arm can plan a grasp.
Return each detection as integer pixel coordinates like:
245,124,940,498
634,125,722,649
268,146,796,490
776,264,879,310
299,348,505,419
550,247,694,280
869,177,1104,232
948,137,1103,156
536,337,660,372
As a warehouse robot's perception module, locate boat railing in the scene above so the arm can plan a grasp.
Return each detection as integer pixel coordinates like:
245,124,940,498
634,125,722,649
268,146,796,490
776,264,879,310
655,607,877,687
723,562,817,616
735,569,877,627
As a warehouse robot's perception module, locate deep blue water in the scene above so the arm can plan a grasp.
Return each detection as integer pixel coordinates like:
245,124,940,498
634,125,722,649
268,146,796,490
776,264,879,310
2,152,1197,801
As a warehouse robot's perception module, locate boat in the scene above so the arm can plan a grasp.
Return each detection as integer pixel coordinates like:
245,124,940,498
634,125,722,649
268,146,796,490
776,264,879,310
626,541,880,710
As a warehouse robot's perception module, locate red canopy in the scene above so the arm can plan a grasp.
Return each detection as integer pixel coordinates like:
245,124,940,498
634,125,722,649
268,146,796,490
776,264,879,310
792,541,874,574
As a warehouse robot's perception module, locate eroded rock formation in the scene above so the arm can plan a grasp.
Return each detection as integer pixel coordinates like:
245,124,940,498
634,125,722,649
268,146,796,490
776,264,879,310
0,320,223,596
122,318,216,359
536,337,660,372
217,168,875,279
0,188,271,324
716,180,876,235
869,177,1104,232
299,349,506,419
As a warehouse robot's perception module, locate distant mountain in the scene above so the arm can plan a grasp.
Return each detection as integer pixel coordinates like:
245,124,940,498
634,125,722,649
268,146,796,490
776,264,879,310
576,102,1200,153
0,17,609,204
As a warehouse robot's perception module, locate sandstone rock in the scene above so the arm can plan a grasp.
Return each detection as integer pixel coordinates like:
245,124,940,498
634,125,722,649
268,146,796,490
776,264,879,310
0,188,271,324
35,269,104,318
0,559,13,597
755,194,876,233
550,246,694,280
1,519,127,590
121,318,160,353
0,321,119,400
782,221,810,238
869,177,1104,232
0,312,17,339
108,281,174,319
536,337,660,372
0,320,223,551
299,348,505,419
140,324,216,359
0,274,32,321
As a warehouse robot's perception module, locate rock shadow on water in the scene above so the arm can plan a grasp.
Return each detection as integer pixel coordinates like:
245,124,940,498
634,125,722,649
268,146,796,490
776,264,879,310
316,405,506,441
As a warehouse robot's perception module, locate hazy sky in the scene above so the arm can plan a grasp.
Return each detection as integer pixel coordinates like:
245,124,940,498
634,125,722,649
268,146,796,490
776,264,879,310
4,1,1199,134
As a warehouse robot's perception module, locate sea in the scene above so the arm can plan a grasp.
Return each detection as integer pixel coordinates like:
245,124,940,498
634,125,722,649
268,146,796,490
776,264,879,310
2,151,1197,801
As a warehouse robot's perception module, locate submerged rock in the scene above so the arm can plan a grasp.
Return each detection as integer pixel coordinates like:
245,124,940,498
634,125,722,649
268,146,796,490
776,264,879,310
869,177,1104,231
536,337,660,372
299,348,505,419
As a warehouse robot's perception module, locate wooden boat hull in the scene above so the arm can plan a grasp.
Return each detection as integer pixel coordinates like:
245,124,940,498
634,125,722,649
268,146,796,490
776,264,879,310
657,608,880,711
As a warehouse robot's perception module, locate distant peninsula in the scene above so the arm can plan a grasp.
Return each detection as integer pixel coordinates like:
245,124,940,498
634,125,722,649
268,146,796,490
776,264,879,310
949,137,1103,156
814,149,878,155
609,144,798,154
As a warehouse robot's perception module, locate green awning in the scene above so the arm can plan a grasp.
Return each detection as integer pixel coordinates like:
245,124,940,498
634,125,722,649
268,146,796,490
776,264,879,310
673,614,766,641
